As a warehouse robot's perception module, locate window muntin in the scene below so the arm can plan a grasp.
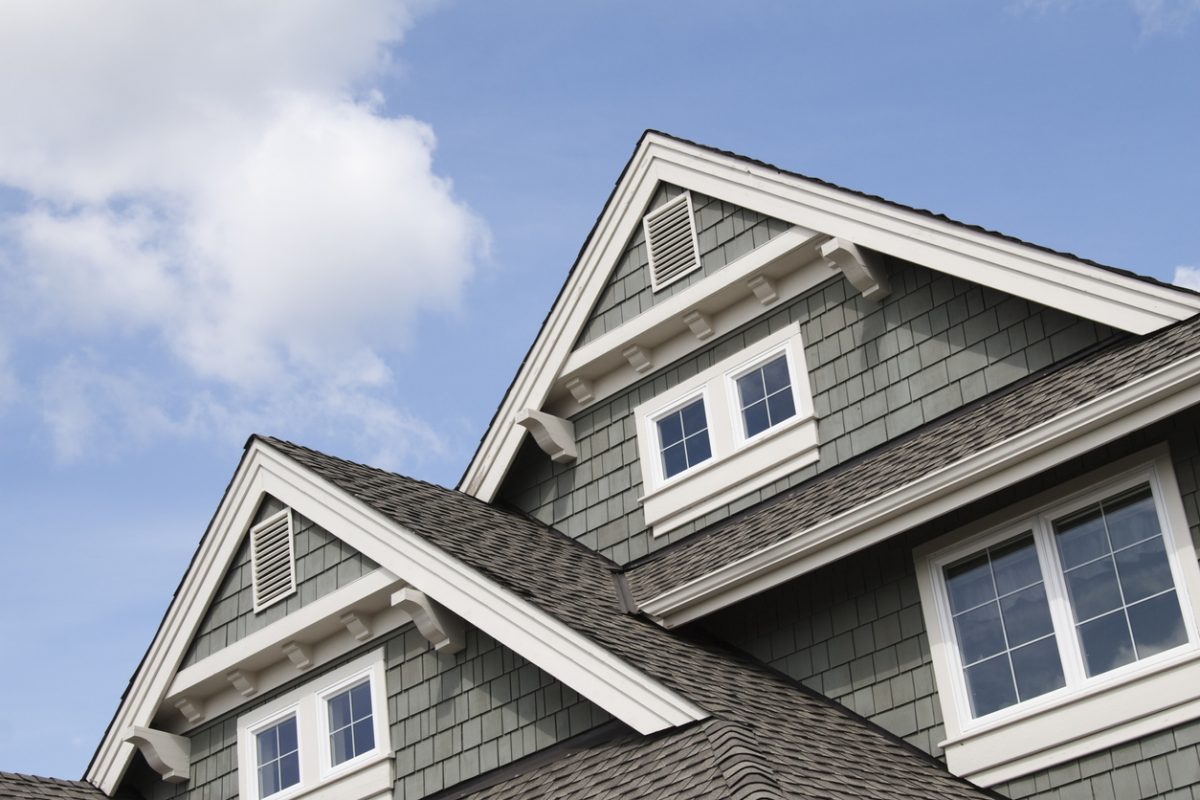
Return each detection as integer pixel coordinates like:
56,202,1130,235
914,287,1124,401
934,473,1194,724
944,534,1065,717
656,397,711,479
1053,486,1187,676
327,680,375,767
256,716,300,798
735,354,796,439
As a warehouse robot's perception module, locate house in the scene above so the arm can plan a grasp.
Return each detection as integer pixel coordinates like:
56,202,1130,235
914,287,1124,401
10,130,1200,800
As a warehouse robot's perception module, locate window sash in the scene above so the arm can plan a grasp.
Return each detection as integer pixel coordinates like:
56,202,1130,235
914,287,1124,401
933,468,1196,724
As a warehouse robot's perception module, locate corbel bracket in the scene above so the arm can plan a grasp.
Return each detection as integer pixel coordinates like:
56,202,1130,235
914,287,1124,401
621,344,653,373
339,611,373,642
281,641,313,671
226,668,257,698
123,726,190,783
173,697,205,725
515,409,578,464
820,237,891,301
392,587,466,654
681,310,714,341
564,377,594,406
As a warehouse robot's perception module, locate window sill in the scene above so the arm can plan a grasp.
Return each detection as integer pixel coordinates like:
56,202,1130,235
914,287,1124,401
942,645,1200,786
642,416,818,536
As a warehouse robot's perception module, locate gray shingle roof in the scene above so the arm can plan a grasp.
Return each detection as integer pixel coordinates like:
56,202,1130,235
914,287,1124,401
0,773,105,800
626,312,1200,604
259,435,997,799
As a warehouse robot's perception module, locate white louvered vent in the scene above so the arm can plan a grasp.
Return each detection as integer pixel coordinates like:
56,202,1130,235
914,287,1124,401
644,191,701,292
250,508,296,612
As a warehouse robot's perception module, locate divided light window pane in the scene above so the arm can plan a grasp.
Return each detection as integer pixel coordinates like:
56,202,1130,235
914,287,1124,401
256,717,300,798
736,355,796,438
328,681,375,766
1052,485,1186,677
944,533,1065,717
657,398,711,479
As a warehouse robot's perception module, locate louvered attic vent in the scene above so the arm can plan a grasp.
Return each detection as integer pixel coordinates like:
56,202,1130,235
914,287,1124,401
644,191,701,292
251,508,296,612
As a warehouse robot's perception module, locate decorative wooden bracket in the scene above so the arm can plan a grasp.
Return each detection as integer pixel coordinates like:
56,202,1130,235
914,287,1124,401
681,310,714,341
124,726,190,783
747,275,778,305
173,697,205,725
621,344,653,373
281,641,313,671
564,377,594,405
392,588,466,654
515,409,578,464
820,237,891,301
339,611,373,642
226,669,257,698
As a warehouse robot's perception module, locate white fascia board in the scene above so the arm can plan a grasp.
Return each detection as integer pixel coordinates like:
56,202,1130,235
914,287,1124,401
640,348,1200,628
88,442,706,795
459,132,1199,504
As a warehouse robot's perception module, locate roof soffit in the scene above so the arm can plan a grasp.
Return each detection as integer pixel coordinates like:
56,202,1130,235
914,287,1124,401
460,132,1200,503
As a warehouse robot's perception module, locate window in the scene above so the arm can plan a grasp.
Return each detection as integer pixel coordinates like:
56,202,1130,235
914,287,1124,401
633,322,818,536
655,396,712,480
733,354,796,440
255,715,301,798
238,651,389,800
915,448,1200,786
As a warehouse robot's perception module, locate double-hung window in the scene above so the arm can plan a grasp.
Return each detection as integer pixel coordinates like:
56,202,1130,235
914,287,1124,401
916,449,1200,786
634,322,818,535
238,651,389,800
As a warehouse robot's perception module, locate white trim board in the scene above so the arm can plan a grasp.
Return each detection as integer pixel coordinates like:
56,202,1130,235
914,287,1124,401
637,345,1200,628
86,440,706,796
459,132,1200,504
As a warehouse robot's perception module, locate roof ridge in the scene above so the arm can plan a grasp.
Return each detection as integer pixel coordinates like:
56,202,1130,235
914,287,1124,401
701,720,788,800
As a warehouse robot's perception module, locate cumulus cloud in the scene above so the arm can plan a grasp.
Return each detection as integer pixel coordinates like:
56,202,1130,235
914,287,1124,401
0,1,487,465
1173,265,1200,291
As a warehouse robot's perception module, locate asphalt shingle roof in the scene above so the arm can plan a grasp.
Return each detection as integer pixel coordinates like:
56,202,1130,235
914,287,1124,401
260,435,998,800
625,311,1200,604
0,774,105,800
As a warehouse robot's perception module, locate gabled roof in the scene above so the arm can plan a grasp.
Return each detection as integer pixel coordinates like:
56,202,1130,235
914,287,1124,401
627,311,1200,626
459,130,1200,503
262,437,997,799
0,773,106,800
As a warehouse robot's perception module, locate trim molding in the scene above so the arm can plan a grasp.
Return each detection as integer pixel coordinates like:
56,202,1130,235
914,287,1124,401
638,347,1200,627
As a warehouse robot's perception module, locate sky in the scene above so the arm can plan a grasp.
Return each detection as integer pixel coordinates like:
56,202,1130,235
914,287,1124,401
0,0,1198,781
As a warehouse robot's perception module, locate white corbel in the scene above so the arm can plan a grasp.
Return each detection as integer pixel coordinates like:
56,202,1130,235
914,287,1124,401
281,641,313,671
622,344,653,373
124,726,190,783
564,377,594,405
747,275,778,305
681,310,714,341
515,409,578,464
339,611,372,642
173,697,205,725
820,237,891,301
226,668,257,698
392,587,466,654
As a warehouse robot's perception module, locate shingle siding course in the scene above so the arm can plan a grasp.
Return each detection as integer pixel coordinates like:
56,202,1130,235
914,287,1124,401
181,495,379,668
704,408,1200,796
502,258,1115,565
574,183,791,347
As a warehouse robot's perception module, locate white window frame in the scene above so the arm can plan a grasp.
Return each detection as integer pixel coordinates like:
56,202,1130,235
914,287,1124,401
634,322,818,536
915,446,1200,786
237,650,391,800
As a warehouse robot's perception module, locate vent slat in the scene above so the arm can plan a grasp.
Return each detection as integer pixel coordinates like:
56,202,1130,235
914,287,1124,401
250,508,296,612
644,192,700,291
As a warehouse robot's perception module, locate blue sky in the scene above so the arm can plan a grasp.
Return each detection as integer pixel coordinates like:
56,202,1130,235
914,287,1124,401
1,0,1198,780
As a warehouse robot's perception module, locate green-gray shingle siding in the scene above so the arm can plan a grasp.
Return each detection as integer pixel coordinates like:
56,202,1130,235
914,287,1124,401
502,258,1116,565
704,408,1200,796
182,496,379,668
574,183,792,347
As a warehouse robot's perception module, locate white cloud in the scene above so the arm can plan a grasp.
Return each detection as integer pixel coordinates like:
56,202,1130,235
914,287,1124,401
1173,265,1200,291
0,1,487,465
1010,0,1200,33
